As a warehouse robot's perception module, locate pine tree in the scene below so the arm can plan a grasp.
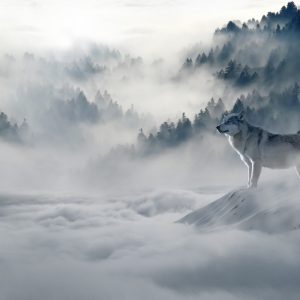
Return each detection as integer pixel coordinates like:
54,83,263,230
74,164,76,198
207,49,214,64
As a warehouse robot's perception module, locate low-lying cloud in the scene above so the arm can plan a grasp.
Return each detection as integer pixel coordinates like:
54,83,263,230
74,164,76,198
1,178,300,300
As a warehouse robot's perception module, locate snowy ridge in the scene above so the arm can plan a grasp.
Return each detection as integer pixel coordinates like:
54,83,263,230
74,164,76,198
178,183,300,233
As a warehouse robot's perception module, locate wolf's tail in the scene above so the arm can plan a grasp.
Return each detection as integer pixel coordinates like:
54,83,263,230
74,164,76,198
297,130,300,134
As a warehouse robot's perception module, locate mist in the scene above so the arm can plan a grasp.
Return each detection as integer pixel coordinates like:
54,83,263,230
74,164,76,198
1,1,300,300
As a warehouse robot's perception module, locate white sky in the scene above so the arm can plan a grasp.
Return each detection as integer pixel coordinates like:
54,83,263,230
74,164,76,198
0,0,290,56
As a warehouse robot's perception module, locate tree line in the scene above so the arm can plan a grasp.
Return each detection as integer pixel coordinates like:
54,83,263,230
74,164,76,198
180,2,300,89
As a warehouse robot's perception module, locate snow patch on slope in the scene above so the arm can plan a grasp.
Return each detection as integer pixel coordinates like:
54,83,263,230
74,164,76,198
178,182,300,233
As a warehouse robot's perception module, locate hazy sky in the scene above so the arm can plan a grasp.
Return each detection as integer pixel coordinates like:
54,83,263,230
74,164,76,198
0,0,289,57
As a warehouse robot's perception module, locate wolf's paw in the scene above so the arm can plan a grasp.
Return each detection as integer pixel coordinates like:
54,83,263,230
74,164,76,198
248,183,258,189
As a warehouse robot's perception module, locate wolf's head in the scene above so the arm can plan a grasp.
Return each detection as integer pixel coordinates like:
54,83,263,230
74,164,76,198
216,112,245,136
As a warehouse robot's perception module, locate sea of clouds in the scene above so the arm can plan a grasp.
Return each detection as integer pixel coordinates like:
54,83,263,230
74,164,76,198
1,175,300,300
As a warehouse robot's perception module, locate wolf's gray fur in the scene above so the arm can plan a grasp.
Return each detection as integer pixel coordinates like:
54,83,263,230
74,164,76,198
217,112,300,187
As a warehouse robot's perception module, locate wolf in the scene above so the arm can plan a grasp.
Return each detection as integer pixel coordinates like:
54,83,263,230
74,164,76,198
216,112,300,188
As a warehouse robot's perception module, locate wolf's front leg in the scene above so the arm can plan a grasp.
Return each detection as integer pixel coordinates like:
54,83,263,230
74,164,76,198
241,156,252,187
247,164,253,188
250,161,262,188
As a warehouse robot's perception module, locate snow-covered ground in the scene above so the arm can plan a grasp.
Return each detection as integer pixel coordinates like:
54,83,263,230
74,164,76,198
1,179,300,300
179,182,300,233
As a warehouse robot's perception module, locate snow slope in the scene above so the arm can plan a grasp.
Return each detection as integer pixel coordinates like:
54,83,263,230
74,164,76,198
178,182,300,233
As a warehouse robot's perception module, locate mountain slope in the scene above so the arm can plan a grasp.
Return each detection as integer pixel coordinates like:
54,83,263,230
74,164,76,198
178,182,300,233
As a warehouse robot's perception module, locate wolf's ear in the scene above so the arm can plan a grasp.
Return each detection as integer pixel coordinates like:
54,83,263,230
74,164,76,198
221,111,227,121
